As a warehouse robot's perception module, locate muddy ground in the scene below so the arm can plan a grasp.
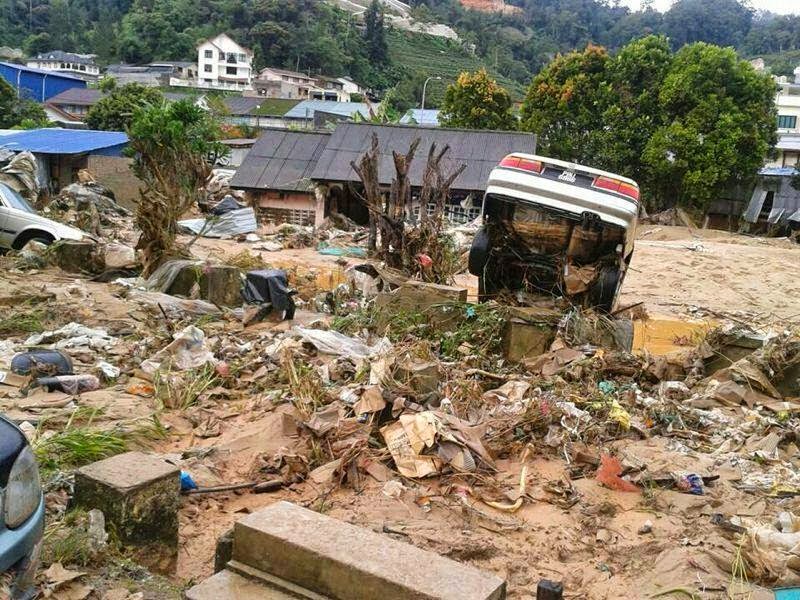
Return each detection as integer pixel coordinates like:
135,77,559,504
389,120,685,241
2,224,799,600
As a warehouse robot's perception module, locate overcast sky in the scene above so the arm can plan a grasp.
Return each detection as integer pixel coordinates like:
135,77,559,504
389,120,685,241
623,0,800,14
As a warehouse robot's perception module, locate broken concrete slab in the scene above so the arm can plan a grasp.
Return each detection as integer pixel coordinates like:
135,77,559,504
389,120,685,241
231,501,506,600
186,568,299,600
374,280,468,332
53,240,104,274
73,452,180,572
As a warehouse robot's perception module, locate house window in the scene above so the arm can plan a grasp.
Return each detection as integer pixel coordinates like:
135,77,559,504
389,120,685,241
778,115,797,129
204,49,213,58
226,66,237,75
219,52,225,60
204,64,212,73
238,53,246,62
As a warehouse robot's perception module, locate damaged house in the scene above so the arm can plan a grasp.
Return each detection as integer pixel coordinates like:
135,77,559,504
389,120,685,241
310,123,538,225
230,129,330,226
231,123,538,227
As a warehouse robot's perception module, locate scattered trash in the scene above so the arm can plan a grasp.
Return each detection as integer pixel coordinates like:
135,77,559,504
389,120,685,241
141,325,216,374
11,349,74,376
33,374,101,395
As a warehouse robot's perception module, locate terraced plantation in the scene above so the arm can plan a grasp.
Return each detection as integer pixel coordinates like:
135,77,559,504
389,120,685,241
387,29,528,101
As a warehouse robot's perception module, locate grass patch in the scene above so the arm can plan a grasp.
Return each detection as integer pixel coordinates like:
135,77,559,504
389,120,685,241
42,510,97,567
333,301,505,359
0,308,46,336
35,427,127,474
282,351,329,419
220,249,267,270
154,363,219,410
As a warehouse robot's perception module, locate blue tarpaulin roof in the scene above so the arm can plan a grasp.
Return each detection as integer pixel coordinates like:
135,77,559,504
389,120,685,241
0,128,128,154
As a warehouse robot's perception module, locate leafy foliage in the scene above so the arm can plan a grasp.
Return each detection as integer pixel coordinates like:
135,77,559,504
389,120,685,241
1,0,792,103
520,37,777,212
128,100,227,274
440,69,515,130
0,78,48,129
519,44,612,164
364,0,389,66
85,83,164,131
641,43,777,209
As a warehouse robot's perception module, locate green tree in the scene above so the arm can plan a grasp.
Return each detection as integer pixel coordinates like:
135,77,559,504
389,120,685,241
86,83,163,131
127,100,227,275
0,78,48,129
23,32,52,56
663,0,752,49
519,44,612,163
439,69,515,130
364,0,388,66
642,43,777,210
595,35,673,192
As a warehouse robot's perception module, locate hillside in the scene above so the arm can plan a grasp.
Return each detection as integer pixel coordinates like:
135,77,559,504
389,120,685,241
387,29,527,101
752,50,800,78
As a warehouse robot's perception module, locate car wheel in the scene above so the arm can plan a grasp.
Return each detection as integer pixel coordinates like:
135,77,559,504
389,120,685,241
28,237,53,247
468,227,491,276
590,267,622,314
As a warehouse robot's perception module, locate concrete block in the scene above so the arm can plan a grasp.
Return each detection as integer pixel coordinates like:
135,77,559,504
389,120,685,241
203,265,242,307
394,359,439,397
374,280,468,333
73,451,179,571
185,569,301,600
54,240,104,274
232,501,506,600
502,308,560,362
167,263,242,307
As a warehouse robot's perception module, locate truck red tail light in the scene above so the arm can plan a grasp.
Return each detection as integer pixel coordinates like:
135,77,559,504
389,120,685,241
593,176,639,202
499,154,543,174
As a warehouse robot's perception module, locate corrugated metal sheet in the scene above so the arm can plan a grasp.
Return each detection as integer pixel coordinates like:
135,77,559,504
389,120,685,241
399,109,440,126
310,123,537,191
284,100,371,120
178,207,258,237
230,129,330,192
744,173,800,223
0,128,128,155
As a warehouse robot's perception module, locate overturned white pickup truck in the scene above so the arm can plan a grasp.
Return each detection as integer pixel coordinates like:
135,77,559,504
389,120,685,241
468,153,640,313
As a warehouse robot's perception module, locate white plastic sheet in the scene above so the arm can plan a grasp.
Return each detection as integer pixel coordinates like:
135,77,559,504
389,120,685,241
294,327,391,360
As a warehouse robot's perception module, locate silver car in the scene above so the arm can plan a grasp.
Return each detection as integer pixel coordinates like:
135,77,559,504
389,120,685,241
0,183,86,251
468,153,640,312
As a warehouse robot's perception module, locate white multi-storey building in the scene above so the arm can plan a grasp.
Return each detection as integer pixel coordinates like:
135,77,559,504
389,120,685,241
26,51,99,81
196,34,253,91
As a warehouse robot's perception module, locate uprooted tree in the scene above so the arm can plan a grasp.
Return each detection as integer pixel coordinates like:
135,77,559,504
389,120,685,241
127,100,227,276
351,134,466,284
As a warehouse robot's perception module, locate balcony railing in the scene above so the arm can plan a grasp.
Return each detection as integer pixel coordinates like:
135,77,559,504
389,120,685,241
170,77,253,91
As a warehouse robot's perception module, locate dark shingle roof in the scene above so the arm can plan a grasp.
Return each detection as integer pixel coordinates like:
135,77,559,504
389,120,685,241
230,129,331,192
47,88,103,106
34,50,96,65
223,96,267,116
310,123,537,191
